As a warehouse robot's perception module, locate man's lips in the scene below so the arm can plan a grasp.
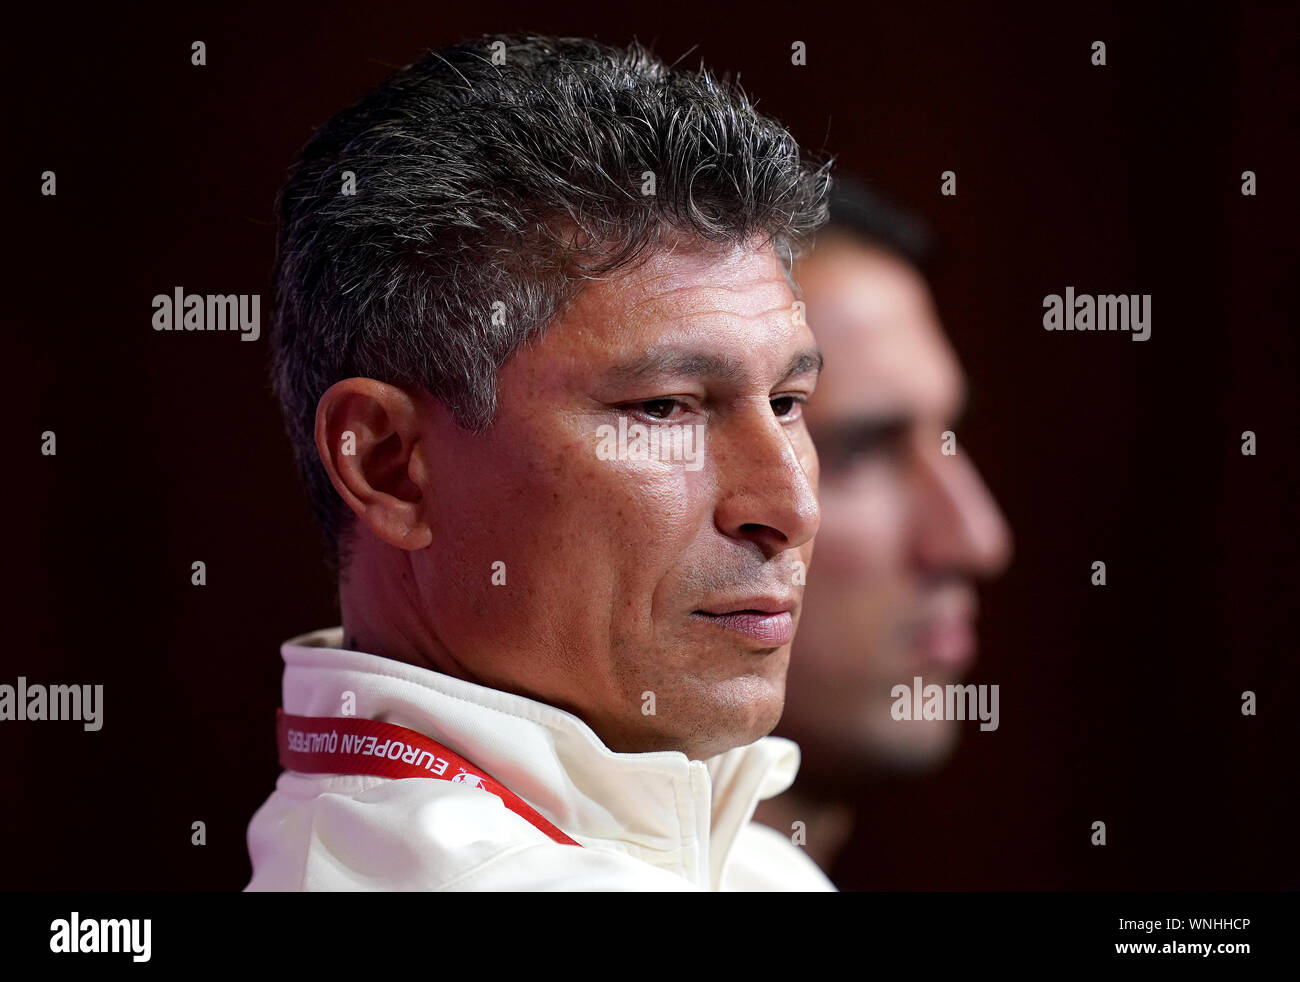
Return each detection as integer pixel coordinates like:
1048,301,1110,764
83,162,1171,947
902,590,980,673
911,617,976,670
692,599,796,646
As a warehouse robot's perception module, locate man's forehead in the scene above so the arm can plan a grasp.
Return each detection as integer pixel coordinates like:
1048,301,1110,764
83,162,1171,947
621,240,795,320
811,326,966,425
552,241,810,380
799,243,965,422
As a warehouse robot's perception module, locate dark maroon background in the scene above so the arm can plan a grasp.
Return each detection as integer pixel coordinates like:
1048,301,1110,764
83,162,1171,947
4,1,1296,890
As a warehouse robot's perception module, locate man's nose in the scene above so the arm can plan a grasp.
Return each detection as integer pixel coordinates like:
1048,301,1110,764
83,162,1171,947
713,411,820,558
910,438,1012,579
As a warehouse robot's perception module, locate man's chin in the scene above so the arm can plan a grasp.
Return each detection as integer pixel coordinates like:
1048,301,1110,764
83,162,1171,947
792,714,962,787
688,677,787,757
869,716,962,773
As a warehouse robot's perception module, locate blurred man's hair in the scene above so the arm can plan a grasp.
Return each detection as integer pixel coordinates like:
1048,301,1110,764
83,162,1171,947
822,176,934,269
269,33,830,575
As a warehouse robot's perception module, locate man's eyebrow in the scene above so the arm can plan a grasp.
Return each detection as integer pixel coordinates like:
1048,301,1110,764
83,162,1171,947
603,350,746,387
779,348,824,384
815,413,912,445
602,347,823,388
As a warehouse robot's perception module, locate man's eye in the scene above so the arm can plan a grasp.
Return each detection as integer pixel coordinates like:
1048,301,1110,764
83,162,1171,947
841,442,888,466
855,431,906,460
771,395,805,419
634,399,682,420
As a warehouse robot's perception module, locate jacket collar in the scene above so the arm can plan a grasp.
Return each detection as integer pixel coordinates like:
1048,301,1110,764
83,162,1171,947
279,627,801,889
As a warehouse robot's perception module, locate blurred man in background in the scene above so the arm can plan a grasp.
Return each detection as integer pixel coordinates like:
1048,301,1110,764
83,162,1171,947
755,179,1013,876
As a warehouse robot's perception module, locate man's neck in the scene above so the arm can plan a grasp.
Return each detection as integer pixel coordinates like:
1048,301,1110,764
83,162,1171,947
752,782,855,875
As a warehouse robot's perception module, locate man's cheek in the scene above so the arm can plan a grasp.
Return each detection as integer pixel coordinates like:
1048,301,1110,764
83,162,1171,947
608,464,697,535
803,442,820,495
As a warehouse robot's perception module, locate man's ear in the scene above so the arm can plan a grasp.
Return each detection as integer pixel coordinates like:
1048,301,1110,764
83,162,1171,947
314,378,434,550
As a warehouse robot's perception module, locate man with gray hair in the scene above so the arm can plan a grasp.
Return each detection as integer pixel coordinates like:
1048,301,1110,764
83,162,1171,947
244,34,835,891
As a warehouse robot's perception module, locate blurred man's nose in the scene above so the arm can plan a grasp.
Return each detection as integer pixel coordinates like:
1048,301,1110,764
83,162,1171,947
910,438,1012,579
713,410,820,559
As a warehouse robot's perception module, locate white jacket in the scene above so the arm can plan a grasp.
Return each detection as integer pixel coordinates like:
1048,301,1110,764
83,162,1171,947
245,627,836,891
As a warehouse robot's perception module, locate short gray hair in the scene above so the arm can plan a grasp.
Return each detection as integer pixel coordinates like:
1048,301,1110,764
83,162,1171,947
270,33,832,574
